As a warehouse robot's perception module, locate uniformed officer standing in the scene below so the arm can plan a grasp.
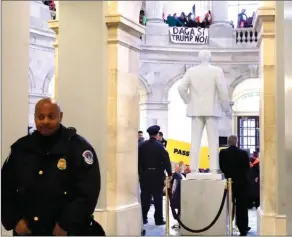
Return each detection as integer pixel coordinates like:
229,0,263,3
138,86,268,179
138,125,172,225
1,98,104,236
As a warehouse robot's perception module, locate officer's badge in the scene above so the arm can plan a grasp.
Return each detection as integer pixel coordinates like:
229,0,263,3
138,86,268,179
57,158,67,170
82,150,94,165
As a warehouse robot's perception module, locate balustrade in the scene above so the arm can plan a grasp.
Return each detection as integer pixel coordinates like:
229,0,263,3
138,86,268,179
234,28,258,44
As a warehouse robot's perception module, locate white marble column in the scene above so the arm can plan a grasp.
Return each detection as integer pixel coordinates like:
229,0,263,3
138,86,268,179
211,1,229,23
140,101,169,138
144,1,169,46
57,1,144,235
1,1,30,165
284,1,292,235
145,1,164,23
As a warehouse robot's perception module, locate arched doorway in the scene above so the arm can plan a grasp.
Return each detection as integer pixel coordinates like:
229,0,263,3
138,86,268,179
232,78,260,153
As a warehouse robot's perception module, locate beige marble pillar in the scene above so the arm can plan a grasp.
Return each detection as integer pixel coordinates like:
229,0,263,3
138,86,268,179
1,1,30,164
1,2,30,235
254,1,286,235
57,1,145,235
284,1,292,235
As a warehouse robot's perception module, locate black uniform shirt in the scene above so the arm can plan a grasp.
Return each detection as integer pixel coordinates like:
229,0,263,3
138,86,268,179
1,125,101,235
138,137,172,187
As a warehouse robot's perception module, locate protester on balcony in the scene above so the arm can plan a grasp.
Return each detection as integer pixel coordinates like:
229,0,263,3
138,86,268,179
195,16,203,28
186,13,196,27
202,10,212,28
49,0,55,11
139,10,147,26
237,9,247,28
245,11,255,28
178,12,187,25
166,13,184,27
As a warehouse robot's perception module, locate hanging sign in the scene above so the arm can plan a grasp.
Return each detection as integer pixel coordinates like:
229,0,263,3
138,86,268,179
169,27,209,44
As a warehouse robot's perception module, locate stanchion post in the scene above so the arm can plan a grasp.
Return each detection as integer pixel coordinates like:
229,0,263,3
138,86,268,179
165,176,170,236
227,178,233,236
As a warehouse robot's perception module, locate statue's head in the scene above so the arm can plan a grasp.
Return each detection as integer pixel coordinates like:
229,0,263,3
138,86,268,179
198,50,211,63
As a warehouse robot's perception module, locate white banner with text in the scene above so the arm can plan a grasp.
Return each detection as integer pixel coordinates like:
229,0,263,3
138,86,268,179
169,27,209,44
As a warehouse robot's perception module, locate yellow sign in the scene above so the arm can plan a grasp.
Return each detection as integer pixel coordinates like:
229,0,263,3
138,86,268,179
57,158,67,170
166,139,225,169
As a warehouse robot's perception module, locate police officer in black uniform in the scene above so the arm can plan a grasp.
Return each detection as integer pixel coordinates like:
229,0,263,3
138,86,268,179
138,125,172,225
1,98,104,236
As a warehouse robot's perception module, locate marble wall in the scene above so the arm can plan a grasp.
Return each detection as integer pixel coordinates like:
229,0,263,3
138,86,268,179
28,1,55,128
28,1,259,141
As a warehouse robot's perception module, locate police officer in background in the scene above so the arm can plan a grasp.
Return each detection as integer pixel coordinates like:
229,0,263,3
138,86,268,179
1,98,104,236
138,125,172,225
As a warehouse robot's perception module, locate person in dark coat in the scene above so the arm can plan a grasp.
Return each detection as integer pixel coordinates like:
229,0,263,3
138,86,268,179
1,98,104,236
138,125,172,225
138,131,145,146
157,131,167,148
219,135,250,236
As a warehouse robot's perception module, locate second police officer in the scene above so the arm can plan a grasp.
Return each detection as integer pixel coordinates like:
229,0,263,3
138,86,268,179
138,125,172,225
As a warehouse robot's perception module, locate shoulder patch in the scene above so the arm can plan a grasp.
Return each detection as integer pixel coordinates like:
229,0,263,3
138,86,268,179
82,150,94,165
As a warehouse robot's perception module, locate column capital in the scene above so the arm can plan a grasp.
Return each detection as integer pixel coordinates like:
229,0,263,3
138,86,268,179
254,6,276,48
105,14,145,38
140,101,169,111
105,14,145,52
254,6,276,33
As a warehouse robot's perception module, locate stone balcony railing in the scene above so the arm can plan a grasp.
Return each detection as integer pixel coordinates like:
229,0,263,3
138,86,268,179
234,28,258,45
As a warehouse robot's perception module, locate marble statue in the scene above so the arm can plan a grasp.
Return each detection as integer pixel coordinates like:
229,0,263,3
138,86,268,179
178,50,231,175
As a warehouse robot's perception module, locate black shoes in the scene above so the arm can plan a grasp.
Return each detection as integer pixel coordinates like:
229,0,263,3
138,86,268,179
155,220,166,226
239,226,251,236
143,219,166,225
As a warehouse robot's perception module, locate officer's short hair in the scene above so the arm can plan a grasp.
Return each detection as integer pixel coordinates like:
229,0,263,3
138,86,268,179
138,131,143,134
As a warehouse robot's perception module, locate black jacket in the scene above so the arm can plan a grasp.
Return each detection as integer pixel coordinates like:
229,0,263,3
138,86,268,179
219,146,250,184
138,138,172,187
1,125,101,235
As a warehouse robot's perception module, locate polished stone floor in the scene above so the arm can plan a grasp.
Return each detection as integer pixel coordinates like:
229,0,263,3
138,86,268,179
144,198,257,236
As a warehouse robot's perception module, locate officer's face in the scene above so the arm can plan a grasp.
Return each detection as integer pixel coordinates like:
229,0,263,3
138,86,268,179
35,103,63,136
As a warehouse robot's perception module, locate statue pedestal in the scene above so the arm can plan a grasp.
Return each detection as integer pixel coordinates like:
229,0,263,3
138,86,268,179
186,172,224,180
180,178,227,236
